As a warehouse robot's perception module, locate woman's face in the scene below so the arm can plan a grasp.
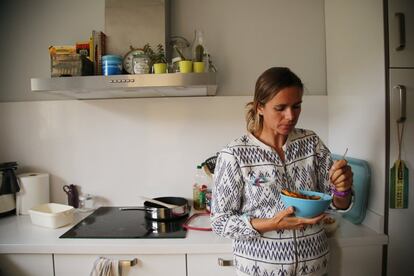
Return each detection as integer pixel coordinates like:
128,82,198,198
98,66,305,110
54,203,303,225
257,86,303,136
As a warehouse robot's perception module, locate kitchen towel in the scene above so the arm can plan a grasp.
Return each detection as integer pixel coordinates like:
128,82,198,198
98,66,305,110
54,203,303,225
90,257,119,276
16,173,50,215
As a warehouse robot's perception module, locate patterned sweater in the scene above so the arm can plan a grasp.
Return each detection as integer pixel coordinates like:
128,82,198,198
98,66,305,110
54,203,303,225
211,129,334,276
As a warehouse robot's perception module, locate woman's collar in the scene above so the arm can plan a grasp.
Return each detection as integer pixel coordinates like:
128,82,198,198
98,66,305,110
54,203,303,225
247,130,296,152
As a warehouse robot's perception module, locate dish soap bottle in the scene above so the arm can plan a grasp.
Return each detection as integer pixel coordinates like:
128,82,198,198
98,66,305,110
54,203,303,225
193,164,209,210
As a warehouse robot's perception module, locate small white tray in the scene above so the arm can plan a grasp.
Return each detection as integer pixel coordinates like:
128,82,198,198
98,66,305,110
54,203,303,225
29,203,74,229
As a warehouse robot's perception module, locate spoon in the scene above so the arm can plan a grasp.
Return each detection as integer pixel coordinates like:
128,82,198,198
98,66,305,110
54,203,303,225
341,147,349,160
139,196,180,209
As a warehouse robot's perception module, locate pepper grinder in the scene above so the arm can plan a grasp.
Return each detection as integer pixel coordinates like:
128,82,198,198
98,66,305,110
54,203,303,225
63,184,79,208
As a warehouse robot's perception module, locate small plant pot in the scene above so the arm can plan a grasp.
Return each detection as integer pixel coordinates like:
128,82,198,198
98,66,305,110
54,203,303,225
193,62,205,73
153,63,167,74
179,60,193,73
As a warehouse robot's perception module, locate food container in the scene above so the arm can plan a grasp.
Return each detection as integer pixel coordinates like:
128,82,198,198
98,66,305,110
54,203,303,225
50,53,93,77
102,55,123,75
28,203,74,228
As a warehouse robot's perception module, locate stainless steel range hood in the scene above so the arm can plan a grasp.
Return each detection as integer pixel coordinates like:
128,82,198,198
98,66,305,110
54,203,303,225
30,73,217,100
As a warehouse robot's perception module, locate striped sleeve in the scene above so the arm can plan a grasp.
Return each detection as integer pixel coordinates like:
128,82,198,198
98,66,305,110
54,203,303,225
315,137,333,194
210,148,260,240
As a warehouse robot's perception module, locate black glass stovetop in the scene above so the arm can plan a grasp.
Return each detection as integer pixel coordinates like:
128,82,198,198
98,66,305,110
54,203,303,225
60,207,187,239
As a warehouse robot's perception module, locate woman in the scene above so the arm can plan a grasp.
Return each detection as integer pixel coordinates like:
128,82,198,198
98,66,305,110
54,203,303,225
211,67,353,276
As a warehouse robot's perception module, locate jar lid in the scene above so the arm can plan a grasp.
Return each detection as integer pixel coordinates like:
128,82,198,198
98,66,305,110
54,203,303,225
133,52,148,58
102,55,122,61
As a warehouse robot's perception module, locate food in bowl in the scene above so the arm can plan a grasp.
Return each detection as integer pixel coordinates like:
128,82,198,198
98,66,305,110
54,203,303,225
281,189,321,200
280,190,332,218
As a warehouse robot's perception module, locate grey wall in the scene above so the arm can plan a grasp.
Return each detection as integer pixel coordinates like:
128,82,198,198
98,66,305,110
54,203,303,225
0,0,326,102
0,0,105,102
171,0,327,96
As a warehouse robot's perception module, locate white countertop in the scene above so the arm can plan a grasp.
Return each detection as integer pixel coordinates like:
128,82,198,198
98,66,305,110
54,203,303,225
0,211,388,255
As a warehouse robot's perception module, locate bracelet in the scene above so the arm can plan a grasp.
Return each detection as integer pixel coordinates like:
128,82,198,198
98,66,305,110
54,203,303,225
332,188,352,198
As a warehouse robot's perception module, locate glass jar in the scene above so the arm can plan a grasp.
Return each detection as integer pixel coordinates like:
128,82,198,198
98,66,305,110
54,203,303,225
132,53,150,74
102,55,122,76
78,194,95,213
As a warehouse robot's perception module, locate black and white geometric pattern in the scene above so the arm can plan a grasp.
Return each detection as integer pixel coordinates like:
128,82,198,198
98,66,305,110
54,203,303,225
211,129,333,276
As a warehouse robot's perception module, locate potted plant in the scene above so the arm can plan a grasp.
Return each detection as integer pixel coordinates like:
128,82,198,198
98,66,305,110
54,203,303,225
173,45,192,73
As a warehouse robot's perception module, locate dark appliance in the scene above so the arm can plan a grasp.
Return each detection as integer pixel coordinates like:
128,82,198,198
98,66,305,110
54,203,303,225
0,162,19,217
60,206,187,239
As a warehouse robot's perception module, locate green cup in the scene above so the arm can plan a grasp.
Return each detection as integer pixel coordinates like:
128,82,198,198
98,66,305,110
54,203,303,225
179,60,193,73
193,62,205,73
153,63,167,74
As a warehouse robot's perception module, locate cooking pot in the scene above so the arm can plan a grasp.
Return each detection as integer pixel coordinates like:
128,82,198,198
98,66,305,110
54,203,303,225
120,196,190,221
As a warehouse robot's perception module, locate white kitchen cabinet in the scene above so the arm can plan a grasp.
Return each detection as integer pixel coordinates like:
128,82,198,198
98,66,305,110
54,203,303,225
328,244,383,276
0,254,54,276
187,253,235,276
54,254,186,276
388,0,414,67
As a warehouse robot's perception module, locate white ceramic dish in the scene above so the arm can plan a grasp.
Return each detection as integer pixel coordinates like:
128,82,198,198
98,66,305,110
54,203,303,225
29,203,74,228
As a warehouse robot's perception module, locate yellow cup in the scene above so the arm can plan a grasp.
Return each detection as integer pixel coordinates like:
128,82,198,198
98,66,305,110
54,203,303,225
193,62,205,73
179,60,193,73
153,63,167,74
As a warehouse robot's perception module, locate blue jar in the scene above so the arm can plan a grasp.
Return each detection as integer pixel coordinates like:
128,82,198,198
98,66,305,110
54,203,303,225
102,55,122,75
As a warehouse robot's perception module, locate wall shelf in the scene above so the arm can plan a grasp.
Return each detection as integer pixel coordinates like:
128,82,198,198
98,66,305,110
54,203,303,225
31,73,217,100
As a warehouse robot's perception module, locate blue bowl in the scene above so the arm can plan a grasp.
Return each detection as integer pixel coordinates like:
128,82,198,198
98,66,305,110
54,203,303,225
280,190,332,218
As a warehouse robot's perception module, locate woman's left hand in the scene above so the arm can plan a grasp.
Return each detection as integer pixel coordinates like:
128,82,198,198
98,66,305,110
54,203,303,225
329,159,353,192
329,159,353,209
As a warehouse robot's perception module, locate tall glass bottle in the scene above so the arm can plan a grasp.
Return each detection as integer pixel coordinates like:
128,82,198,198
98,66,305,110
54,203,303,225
193,30,208,63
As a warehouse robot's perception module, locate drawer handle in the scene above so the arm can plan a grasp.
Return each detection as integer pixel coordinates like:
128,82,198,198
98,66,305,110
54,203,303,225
118,258,138,276
218,258,233,267
395,12,406,51
119,258,138,267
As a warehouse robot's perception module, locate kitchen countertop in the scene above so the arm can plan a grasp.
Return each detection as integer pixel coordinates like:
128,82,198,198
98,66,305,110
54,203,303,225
0,211,388,255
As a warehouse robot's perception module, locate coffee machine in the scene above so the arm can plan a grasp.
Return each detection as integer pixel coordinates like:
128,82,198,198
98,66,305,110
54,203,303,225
0,162,19,217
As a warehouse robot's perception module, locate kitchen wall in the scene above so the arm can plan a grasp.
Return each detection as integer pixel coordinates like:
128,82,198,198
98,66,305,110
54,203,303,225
0,0,385,233
171,0,327,96
0,0,326,102
0,96,328,205
0,0,329,204
325,0,386,232
0,0,105,102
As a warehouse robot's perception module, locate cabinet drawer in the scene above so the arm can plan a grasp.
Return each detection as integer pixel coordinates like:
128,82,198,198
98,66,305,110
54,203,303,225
187,253,235,276
0,254,54,276
54,254,186,276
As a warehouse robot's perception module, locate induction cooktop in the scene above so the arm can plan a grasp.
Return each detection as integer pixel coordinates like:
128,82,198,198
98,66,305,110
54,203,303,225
60,207,187,239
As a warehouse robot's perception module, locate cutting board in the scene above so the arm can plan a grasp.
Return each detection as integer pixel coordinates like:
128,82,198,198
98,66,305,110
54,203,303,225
331,154,371,224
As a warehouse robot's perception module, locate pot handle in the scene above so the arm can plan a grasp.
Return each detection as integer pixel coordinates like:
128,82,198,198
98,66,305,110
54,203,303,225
119,207,157,211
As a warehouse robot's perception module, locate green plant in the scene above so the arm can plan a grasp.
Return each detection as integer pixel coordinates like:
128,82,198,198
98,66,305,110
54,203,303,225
194,44,204,62
143,43,167,67
142,43,154,59
154,44,167,64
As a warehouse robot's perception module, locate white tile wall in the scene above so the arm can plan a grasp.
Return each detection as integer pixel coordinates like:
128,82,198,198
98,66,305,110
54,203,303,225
0,96,328,206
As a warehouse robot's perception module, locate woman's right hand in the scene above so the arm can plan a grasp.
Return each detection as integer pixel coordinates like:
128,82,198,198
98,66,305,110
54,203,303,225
251,207,326,233
271,207,325,230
